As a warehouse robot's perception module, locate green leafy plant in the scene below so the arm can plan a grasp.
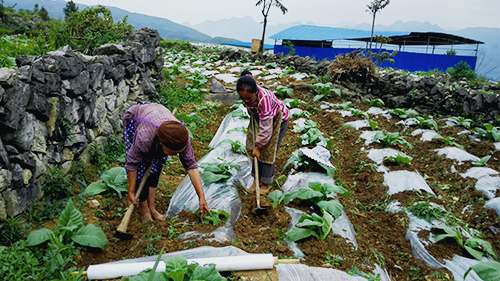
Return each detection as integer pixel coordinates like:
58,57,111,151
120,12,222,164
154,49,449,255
446,61,476,82
231,108,250,119
385,152,413,164
472,155,491,167
284,182,347,218
432,134,464,149
275,85,293,98
348,266,381,281
387,108,419,119
195,209,230,226
43,166,73,201
292,119,318,133
372,131,413,149
267,190,285,209
475,124,500,141
286,209,333,242
84,167,128,198
407,201,461,225
325,251,343,267
27,199,108,249
199,160,241,185
335,101,352,110
368,119,378,130
126,255,227,281
432,224,498,261
283,98,302,108
350,109,369,119
298,128,333,149
312,82,341,101
0,217,26,245
364,98,385,107
222,139,246,154
464,261,500,281
405,116,439,131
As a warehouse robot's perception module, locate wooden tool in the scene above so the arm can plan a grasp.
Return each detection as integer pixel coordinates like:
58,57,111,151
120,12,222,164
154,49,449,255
116,164,153,235
251,116,267,214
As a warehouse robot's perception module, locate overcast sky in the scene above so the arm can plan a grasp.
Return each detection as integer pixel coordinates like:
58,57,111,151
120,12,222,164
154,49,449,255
65,0,499,30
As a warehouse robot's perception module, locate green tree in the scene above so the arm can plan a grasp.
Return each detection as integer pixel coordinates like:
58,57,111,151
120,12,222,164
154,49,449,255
33,3,39,13
256,0,287,53
63,0,78,19
367,0,390,52
39,6,49,20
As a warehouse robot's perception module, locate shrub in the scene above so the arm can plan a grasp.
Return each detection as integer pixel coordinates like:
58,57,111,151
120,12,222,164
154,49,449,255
446,61,476,82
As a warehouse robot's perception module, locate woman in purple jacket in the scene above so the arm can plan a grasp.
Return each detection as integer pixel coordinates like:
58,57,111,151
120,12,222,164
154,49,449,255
123,102,210,221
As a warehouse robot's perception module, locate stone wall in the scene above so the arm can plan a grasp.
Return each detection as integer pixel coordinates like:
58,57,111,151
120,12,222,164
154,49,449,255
0,28,163,221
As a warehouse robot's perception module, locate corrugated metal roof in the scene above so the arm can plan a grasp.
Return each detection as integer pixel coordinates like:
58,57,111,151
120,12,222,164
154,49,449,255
221,42,274,50
269,25,483,46
269,25,409,41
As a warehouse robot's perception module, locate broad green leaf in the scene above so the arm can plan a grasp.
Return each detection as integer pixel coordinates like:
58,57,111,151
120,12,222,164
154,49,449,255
286,228,317,242
27,228,54,246
84,181,108,196
169,268,185,281
466,238,498,259
299,219,324,228
318,200,343,219
465,245,485,260
473,155,491,167
190,264,226,281
313,94,324,102
202,172,229,186
72,224,108,249
464,261,500,281
267,190,285,209
58,199,84,232
284,188,324,203
165,256,188,275
101,167,128,194
332,89,341,97
320,209,334,239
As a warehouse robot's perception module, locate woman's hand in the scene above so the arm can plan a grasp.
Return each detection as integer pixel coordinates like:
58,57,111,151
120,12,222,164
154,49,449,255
128,191,137,206
198,198,211,216
252,147,261,159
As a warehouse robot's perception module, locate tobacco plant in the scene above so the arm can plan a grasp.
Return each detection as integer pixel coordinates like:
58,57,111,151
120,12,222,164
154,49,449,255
195,209,230,226
405,116,439,131
372,131,413,149
387,108,419,119
475,124,500,141
432,134,464,149
199,161,241,186
84,167,128,198
286,209,333,242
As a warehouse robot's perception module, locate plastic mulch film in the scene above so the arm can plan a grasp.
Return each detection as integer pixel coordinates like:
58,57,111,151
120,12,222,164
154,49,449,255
209,105,249,149
367,148,400,165
495,142,500,150
281,172,358,248
411,129,439,142
367,106,392,119
289,108,310,119
434,147,480,165
484,197,500,218
383,170,435,195
345,119,369,130
474,176,500,199
388,202,488,281
460,167,499,179
359,131,378,145
275,263,390,281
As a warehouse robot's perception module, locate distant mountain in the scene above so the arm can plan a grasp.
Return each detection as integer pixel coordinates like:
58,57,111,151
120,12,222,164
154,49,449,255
4,0,213,42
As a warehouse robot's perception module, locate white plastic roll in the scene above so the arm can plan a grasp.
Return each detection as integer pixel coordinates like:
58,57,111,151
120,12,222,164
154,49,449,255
86,254,275,280
188,253,275,271
87,261,166,280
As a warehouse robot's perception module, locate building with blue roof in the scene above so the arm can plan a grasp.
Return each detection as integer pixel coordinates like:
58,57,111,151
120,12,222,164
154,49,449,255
269,25,483,72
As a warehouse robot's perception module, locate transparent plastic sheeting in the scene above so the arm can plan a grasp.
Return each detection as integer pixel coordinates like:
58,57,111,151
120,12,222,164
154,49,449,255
412,129,439,142
435,147,480,165
459,167,500,219
367,148,399,165
281,173,358,248
387,202,488,281
383,170,435,195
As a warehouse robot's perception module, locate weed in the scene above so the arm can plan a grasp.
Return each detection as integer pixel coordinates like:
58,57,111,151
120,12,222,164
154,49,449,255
0,216,26,245
43,166,73,201
325,251,343,267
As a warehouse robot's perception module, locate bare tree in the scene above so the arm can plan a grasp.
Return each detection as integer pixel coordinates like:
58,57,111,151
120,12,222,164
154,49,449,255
256,0,287,53
367,0,390,52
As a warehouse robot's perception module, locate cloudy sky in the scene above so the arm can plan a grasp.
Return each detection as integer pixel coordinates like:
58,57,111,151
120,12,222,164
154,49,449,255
65,0,499,30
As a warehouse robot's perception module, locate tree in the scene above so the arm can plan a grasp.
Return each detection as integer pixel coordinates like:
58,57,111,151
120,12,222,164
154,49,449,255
63,0,78,19
33,3,39,13
366,0,390,52
39,6,49,21
256,0,287,53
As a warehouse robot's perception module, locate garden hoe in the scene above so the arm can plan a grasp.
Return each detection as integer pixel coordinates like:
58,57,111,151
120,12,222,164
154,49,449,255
251,117,268,215
115,164,153,239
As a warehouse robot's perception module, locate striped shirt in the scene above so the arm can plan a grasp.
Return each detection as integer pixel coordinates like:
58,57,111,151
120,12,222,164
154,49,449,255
247,86,289,148
123,103,198,172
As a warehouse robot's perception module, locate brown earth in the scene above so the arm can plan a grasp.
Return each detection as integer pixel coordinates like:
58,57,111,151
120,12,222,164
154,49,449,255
36,63,500,280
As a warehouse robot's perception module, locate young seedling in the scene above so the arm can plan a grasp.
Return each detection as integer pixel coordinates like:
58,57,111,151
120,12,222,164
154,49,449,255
298,128,333,149
368,119,378,130
267,190,285,209
286,209,333,242
432,134,464,149
472,155,491,167
199,160,241,186
387,108,419,119
447,116,472,129
222,139,246,155
385,152,413,164
405,116,439,131
195,209,230,226
313,82,341,102
475,124,500,141
372,131,413,149
275,85,293,98
364,98,385,107
350,109,369,119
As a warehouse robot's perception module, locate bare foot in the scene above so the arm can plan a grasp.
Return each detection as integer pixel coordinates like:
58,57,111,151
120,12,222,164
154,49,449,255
140,207,152,222
150,209,164,221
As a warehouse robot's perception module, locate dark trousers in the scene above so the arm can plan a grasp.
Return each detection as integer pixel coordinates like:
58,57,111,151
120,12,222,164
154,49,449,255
252,119,289,185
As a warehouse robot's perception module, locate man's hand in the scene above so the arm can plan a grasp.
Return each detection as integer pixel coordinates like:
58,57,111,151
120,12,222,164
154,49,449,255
128,191,137,206
198,198,211,216
252,147,261,159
